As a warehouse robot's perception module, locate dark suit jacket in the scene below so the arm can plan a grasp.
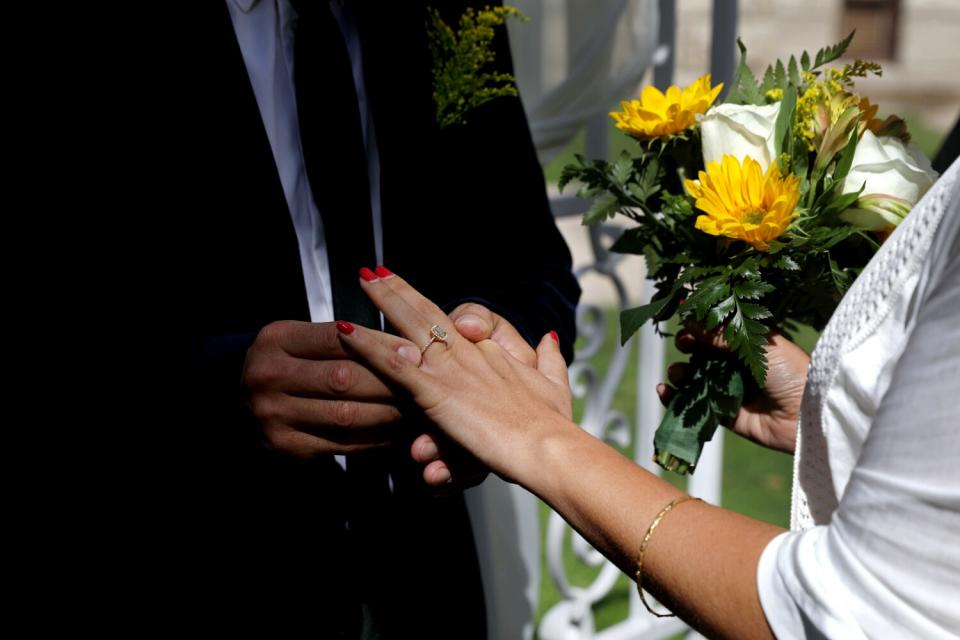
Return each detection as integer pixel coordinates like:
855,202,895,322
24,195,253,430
162,1,580,636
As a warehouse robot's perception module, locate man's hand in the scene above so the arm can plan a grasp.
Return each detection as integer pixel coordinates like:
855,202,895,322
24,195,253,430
410,302,539,487
243,304,537,487
449,303,536,367
242,320,420,458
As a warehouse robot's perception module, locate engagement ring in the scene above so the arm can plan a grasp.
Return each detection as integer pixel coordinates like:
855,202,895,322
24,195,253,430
420,324,448,356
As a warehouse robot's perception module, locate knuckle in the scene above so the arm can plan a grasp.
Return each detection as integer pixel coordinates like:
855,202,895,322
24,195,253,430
326,363,356,395
385,351,410,374
244,361,279,389
258,320,292,345
241,361,263,387
249,396,283,423
330,400,360,428
262,425,289,451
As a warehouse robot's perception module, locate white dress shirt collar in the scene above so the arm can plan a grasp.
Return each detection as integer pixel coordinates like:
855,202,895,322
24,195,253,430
232,0,259,14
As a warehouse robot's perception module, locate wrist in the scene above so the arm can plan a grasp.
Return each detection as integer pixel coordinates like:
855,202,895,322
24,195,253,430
513,420,596,501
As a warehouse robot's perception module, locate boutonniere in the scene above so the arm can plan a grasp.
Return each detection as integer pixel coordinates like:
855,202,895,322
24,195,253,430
426,4,527,128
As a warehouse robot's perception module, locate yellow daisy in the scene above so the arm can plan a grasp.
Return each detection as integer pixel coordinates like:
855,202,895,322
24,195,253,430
610,74,723,140
685,155,801,251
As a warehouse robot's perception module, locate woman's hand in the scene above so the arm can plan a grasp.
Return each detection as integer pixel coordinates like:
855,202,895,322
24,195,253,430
658,326,809,454
334,268,575,483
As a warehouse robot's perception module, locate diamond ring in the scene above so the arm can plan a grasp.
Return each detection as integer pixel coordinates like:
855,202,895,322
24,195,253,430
420,324,448,356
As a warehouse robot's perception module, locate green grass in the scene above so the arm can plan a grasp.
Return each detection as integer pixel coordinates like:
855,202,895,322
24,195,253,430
534,313,817,633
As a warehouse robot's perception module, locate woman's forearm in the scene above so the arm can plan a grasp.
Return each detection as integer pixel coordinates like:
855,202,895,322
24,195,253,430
519,422,784,640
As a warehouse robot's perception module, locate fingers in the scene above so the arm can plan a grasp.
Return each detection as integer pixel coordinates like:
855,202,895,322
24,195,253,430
411,435,490,488
657,363,687,407
264,425,393,458
423,459,452,484
666,362,687,387
409,434,453,484
359,267,455,349
656,382,676,407
249,392,404,455
411,433,441,463
452,302,538,366
424,458,488,488
675,323,730,353
450,303,494,342
279,396,404,431
536,331,570,390
335,321,440,406
255,320,349,359
246,357,397,402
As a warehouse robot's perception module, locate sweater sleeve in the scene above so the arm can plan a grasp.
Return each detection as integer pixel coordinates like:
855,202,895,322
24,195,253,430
756,242,960,639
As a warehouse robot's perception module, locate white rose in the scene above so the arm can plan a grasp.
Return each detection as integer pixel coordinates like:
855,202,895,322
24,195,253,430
842,129,938,205
699,102,782,171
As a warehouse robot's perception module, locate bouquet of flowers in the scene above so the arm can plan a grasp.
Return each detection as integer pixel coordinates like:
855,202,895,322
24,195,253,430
560,32,938,474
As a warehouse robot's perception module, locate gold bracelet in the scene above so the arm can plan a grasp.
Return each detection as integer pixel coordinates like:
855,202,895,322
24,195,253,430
635,494,701,618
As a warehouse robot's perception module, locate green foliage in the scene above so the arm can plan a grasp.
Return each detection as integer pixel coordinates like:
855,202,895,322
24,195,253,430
427,5,527,128
655,353,745,473
787,55,801,88
560,151,665,224
728,31,857,108
773,84,797,158
813,31,856,70
727,38,766,105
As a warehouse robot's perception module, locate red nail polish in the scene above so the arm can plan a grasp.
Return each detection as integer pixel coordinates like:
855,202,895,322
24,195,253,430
374,265,393,278
336,320,355,335
359,267,378,282
549,330,559,344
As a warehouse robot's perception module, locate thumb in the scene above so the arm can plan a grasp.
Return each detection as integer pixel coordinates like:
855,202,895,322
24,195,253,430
536,331,570,391
451,303,494,342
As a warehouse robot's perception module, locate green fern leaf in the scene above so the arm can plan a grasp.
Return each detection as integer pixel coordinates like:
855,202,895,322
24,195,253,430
814,31,856,69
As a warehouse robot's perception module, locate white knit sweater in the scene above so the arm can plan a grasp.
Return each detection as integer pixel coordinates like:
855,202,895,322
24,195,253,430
756,159,960,639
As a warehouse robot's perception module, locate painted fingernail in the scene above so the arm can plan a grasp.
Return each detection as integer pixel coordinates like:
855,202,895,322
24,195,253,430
359,267,378,282
398,344,421,364
336,320,355,335
549,330,559,344
667,363,682,377
374,265,394,278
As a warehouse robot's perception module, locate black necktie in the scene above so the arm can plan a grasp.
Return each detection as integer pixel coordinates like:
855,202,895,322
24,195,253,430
290,4,393,588
291,0,380,330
